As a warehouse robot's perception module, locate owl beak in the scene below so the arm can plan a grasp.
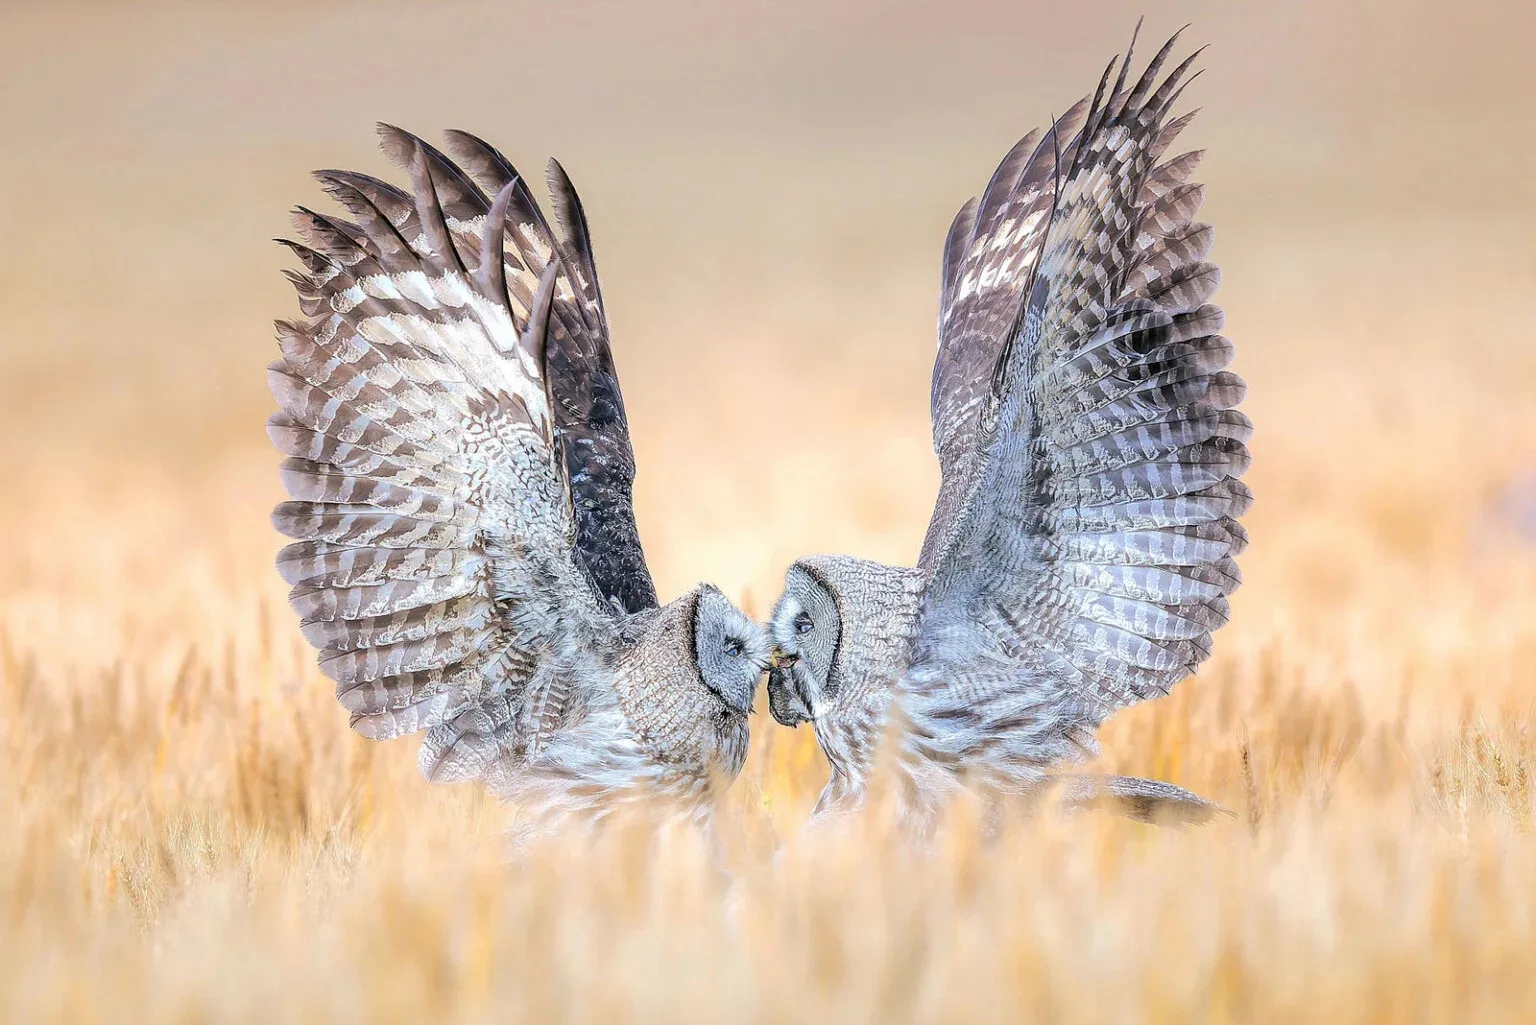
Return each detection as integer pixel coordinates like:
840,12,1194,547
766,652,811,728
767,649,799,671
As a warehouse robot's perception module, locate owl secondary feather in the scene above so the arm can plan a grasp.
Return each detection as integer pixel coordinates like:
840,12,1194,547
269,127,768,832
767,26,1250,828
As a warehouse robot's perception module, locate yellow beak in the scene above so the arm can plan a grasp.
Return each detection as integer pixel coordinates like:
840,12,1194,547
767,649,799,671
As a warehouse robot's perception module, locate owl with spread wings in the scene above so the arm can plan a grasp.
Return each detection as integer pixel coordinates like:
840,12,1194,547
766,27,1250,828
268,127,769,831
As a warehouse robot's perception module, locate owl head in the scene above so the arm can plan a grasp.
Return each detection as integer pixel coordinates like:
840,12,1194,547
765,556,921,728
617,584,769,781
689,584,772,721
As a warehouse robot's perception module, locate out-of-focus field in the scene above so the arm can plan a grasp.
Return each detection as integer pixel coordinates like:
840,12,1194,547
3,2,1536,1021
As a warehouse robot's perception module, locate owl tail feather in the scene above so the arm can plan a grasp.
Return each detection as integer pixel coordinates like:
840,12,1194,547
1043,774,1234,827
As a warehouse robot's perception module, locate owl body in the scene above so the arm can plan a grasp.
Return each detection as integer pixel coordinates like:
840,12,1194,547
769,555,1090,821
768,28,1249,829
270,127,767,833
610,592,755,783
467,592,749,810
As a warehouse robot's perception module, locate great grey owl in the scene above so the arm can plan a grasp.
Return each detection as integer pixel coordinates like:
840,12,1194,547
766,28,1249,827
268,126,769,831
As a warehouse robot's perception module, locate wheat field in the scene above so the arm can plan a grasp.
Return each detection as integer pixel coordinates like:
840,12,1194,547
3,2,1535,1022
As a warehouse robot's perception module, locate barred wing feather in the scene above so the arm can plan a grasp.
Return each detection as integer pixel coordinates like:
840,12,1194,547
439,133,658,615
269,129,632,783
913,29,1251,737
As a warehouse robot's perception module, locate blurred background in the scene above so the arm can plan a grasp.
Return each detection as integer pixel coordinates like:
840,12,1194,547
3,0,1531,606
4,4,1536,1019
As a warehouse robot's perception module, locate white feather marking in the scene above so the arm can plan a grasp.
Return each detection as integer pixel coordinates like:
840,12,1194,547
407,305,543,424
431,273,475,310
516,225,554,267
1015,209,1046,242
1111,127,1135,159
363,274,404,300
505,268,540,322
463,294,522,356
395,270,437,306
331,284,366,314
315,316,340,348
990,219,1016,251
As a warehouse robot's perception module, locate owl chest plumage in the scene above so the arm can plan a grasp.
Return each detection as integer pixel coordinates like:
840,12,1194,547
798,558,925,809
609,604,750,792
812,686,891,800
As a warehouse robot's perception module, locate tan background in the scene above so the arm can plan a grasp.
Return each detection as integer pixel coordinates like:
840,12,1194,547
4,0,1532,601
3,5,1536,1019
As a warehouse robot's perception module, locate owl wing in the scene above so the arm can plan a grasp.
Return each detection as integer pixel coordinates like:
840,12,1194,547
911,30,1250,736
924,99,1088,570
441,137,658,614
269,127,651,782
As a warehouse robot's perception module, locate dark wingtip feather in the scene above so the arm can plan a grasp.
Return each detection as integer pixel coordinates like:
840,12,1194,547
1081,54,1120,142
523,258,561,364
940,196,980,313
311,171,414,258
544,156,604,319
546,158,589,253
289,206,372,262
441,129,520,193
1126,25,1190,110
311,168,413,211
1113,16,1144,100
474,178,519,304
1151,62,1206,122
374,122,418,170
274,238,335,274
404,138,466,274
545,158,578,234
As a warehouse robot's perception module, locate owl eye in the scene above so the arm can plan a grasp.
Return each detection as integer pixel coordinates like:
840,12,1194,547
723,638,743,658
794,612,813,635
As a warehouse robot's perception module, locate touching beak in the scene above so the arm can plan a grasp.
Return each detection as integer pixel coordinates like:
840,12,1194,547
766,648,811,727
767,649,799,671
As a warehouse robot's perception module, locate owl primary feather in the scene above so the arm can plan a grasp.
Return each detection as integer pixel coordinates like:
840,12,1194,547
767,26,1250,828
268,127,769,834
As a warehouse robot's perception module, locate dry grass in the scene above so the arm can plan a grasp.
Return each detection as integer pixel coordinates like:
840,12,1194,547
5,265,1536,1020
5,3,1536,1021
